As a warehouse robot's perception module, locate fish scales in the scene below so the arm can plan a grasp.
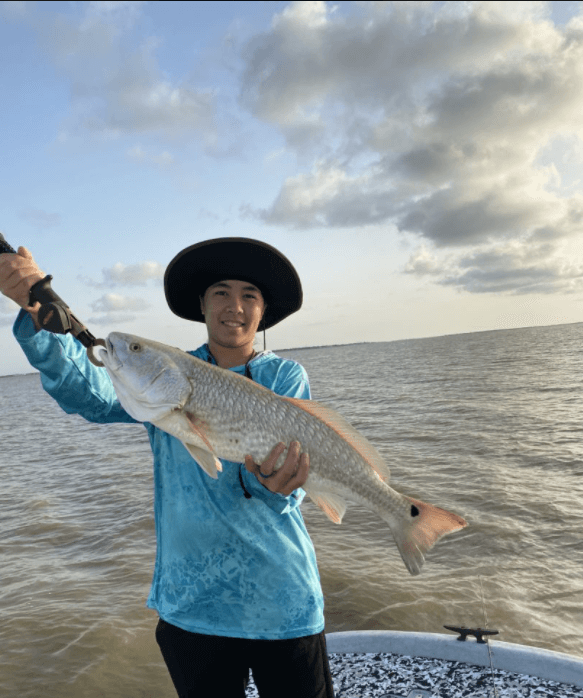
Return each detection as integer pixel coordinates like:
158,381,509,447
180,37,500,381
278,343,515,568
189,369,390,508
100,332,467,575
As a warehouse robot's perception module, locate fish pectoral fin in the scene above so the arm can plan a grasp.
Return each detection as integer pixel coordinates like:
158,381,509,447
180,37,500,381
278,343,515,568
284,397,391,483
304,486,347,525
181,441,222,479
182,412,222,478
154,411,222,479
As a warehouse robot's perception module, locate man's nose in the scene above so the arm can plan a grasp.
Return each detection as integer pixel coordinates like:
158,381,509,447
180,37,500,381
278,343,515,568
226,295,244,313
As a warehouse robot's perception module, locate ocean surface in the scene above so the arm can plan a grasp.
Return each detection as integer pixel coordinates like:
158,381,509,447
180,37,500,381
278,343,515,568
1,323,583,697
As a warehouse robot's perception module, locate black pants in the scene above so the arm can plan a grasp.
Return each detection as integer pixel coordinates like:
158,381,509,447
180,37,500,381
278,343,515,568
155,618,335,698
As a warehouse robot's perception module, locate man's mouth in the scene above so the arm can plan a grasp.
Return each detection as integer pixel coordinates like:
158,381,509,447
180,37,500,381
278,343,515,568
222,320,244,328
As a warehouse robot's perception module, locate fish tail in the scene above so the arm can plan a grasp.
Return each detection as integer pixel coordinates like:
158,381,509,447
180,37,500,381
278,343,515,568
384,496,467,576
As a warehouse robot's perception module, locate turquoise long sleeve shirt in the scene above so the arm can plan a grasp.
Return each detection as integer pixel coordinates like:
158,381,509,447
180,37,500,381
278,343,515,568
13,310,324,640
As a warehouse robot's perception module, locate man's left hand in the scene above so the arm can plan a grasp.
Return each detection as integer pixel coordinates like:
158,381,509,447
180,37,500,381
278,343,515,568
245,441,309,495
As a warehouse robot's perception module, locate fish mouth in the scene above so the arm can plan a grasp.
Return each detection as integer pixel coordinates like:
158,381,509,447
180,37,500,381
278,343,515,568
101,337,122,371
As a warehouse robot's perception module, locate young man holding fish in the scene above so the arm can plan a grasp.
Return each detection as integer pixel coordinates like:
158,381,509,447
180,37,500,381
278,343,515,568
0,238,335,698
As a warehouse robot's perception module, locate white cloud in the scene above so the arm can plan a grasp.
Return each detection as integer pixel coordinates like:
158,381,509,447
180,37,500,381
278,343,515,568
82,261,165,288
126,144,175,168
241,0,583,294
246,162,392,228
273,1,330,31
443,248,583,296
405,236,583,295
37,2,220,146
404,245,447,277
90,293,151,312
86,312,140,326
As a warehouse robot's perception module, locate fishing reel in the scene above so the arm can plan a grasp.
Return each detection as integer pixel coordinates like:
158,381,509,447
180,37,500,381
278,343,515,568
0,234,105,366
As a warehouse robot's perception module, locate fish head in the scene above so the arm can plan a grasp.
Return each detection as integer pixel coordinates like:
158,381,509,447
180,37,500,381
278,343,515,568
99,332,192,423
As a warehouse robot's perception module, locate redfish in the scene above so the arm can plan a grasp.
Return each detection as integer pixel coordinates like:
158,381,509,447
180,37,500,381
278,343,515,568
99,333,467,575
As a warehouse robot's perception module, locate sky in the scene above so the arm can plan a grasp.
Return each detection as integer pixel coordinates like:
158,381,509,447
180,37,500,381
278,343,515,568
2,0,583,375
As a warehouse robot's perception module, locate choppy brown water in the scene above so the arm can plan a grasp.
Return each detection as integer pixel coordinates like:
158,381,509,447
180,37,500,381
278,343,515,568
1,323,583,697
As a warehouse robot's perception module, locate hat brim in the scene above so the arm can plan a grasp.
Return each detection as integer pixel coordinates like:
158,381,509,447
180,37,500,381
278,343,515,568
164,237,303,330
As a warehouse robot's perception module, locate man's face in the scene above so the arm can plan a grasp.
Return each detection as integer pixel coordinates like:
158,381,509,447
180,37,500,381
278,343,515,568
201,279,265,350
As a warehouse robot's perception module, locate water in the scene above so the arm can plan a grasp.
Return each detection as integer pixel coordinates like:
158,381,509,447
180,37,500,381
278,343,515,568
1,323,583,696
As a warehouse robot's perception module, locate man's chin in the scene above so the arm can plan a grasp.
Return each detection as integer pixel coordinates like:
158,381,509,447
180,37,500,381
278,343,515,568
212,336,253,350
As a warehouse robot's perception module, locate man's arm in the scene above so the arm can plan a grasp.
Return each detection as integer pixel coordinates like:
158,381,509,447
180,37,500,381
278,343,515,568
14,310,137,425
1,247,135,425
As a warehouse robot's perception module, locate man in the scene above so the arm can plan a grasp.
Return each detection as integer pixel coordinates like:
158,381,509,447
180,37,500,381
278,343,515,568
0,237,335,698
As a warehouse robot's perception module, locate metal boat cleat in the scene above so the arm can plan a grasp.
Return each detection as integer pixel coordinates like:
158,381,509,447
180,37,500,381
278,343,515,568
444,625,500,643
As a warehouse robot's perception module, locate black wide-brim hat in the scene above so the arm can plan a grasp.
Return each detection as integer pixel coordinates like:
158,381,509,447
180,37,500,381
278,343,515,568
164,237,303,330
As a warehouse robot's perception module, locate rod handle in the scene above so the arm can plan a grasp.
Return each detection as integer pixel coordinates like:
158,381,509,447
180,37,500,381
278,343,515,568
0,233,17,255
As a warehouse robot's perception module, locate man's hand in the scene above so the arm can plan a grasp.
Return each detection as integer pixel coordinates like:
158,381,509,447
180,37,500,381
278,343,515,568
245,441,310,496
0,247,44,327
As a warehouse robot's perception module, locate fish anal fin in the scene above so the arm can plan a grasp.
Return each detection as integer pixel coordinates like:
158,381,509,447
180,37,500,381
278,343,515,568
305,486,347,524
284,397,391,483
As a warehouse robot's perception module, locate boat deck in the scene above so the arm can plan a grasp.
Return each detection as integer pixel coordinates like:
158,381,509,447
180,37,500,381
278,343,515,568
325,651,583,697
245,630,583,697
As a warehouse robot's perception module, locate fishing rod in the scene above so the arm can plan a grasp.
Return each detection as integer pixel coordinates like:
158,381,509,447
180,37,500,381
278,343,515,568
0,233,105,366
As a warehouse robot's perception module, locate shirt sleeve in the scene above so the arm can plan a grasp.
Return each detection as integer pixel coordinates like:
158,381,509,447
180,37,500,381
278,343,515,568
272,361,311,401
237,358,311,514
13,309,136,425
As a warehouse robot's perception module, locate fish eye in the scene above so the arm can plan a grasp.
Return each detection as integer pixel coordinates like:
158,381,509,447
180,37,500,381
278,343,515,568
129,342,141,352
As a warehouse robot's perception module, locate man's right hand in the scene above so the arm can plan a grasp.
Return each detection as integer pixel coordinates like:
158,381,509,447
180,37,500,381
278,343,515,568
0,247,45,327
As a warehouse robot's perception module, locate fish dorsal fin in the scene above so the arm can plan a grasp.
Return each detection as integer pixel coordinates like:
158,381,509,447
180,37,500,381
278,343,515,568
303,485,347,524
284,398,391,483
155,411,222,479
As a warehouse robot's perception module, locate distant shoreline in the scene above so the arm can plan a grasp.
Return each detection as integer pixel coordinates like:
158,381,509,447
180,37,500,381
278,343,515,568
2,320,582,378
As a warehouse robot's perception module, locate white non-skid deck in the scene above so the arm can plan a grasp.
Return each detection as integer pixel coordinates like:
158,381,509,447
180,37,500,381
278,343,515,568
326,631,583,697
246,630,583,697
